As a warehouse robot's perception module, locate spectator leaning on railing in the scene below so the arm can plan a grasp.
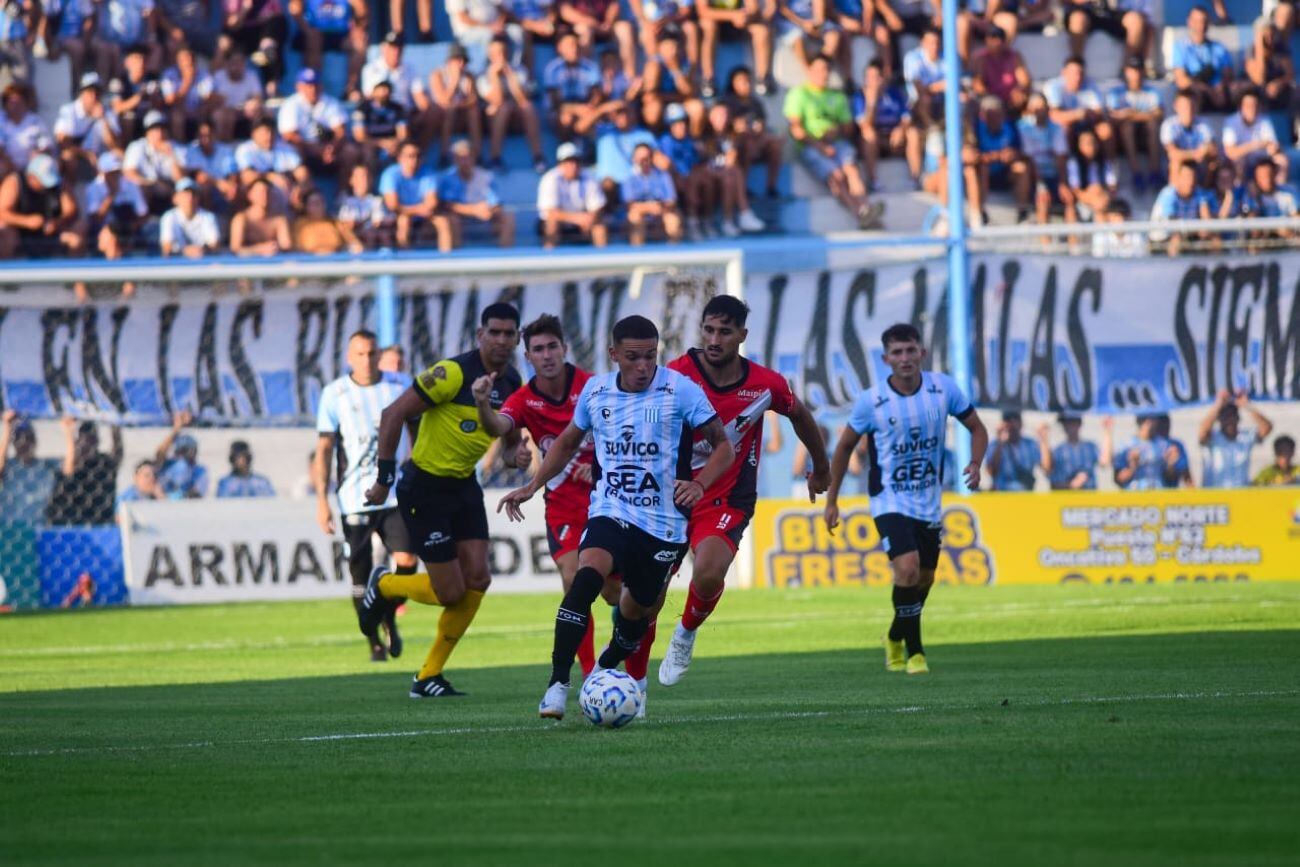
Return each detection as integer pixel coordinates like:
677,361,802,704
1253,436,1299,486
216,440,276,498
1198,389,1273,489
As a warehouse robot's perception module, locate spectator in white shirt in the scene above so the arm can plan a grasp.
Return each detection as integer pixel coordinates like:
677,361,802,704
337,163,394,249
236,117,309,200
438,138,514,247
160,177,222,257
211,51,266,142
0,83,53,173
85,151,147,265
446,0,522,72
54,72,121,172
277,67,359,182
161,45,218,141
1198,388,1274,488
1221,89,1287,178
478,34,546,172
185,121,240,211
622,142,683,245
361,32,435,148
124,109,186,214
537,141,608,248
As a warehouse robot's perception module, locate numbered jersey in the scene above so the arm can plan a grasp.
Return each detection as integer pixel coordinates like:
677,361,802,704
847,371,973,522
498,364,595,517
668,349,797,514
573,366,719,543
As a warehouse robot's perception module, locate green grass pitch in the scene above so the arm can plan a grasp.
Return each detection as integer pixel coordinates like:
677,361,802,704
2,583,1298,866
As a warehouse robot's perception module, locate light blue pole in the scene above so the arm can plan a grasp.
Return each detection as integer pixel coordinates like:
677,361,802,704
376,260,397,348
940,0,973,491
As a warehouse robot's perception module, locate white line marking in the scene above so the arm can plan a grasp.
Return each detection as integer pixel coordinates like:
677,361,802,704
6,689,1296,758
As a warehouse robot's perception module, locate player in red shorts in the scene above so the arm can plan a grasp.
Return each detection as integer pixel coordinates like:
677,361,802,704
656,294,831,686
472,313,624,678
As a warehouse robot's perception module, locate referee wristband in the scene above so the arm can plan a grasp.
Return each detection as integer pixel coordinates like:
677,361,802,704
376,459,397,487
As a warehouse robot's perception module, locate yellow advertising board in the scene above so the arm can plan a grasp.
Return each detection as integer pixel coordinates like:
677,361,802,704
750,488,1300,587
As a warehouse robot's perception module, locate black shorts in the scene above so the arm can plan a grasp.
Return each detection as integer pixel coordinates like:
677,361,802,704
580,516,688,607
397,470,489,564
342,507,414,571
1065,2,1127,38
874,513,943,570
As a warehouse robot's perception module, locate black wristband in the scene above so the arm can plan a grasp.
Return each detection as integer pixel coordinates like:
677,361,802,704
376,459,397,487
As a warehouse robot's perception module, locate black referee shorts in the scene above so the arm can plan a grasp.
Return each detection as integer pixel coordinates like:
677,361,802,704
342,507,414,579
397,470,489,564
580,516,688,608
874,513,943,570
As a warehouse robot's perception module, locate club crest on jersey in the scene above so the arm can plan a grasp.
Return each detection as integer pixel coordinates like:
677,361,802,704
644,408,660,423
601,408,612,420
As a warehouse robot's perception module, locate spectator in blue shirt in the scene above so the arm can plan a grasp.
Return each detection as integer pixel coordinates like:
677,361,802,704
1116,415,1181,490
658,102,719,238
216,441,276,498
379,140,453,250
1016,92,1070,225
438,139,515,247
1064,125,1118,221
621,142,683,245
1197,389,1273,488
1244,159,1299,246
1160,90,1217,185
117,459,163,519
1041,414,1110,490
289,0,369,97
1151,160,1210,256
902,27,945,126
973,94,1032,223
1044,55,1111,146
641,28,705,136
543,29,603,141
986,410,1043,491
855,58,921,190
1172,5,1235,111
154,410,209,499
596,102,657,198
1107,57,1164,191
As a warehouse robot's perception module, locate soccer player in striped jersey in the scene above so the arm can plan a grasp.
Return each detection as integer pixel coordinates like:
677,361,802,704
1040,413,1112,490
315,330,418,662
357,303,528,698
470,314,623,678
498,315,735,721
655,295,831,687
824,322,989,675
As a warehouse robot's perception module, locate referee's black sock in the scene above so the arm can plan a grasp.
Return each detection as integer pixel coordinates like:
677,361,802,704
597,609,650,671
551,567,604,686
892,585,925,657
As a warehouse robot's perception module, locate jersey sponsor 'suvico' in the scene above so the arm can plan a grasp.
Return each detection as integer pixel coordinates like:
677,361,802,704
668,349,796,513
410,350,522,479
498,363,595,516
572,366,719,543
848,371,973,522
317,371,410,514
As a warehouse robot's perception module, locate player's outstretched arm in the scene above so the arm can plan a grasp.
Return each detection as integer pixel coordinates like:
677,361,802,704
788,398,831,502
363,387,429,506
675,418,734,507
471,372,515,438
961,409,989,491
823,425,862,534
498,422,586,521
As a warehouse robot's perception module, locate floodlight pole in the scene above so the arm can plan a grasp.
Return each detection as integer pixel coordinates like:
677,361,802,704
940,0,973,492
376,249,398,348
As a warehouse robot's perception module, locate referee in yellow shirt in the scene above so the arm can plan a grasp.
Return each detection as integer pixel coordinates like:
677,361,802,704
358,302,528,698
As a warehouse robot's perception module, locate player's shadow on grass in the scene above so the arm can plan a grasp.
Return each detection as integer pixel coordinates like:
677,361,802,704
5,629,1297,754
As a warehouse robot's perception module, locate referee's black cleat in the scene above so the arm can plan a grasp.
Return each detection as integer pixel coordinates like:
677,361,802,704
357,566,390,640
384,616,403,659
409,675,466,698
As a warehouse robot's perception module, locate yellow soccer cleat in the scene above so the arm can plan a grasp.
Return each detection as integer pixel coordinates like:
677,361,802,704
906,653,929,675
884,636,906,672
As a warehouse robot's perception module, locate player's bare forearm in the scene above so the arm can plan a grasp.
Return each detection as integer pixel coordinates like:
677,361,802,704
528,423,585,493
826,427,859,504
476,400,514,438
312,435,333,500
964,410,989,461
789,400,829,474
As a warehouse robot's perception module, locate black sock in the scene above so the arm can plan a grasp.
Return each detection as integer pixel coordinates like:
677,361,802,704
892,585,924,657
550,567,604,685
918,584,931,605
888,583,904,641
597,608,650,670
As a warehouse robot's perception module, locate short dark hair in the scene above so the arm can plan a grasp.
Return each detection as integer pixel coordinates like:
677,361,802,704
880,322,922,348
481,302,521,327
1178,158,1199,174
867,58,885,73
809,53,834,67
1275,435,1296,454
702,295,750,327
1174,88,1195,103
1065,55,1085,68
612,315,659,343
522,314,565,349
134,459,154,473
230,440,251,458
349,329,377,343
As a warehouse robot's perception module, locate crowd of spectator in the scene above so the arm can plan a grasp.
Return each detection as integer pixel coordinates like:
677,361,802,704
0,0,1296,271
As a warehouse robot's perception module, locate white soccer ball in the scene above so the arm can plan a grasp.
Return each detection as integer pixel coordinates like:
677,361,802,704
579,669,643,728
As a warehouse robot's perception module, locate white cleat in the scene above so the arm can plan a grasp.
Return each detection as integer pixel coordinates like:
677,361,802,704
657,624,696,686
636,677,648,719
538,681,569,719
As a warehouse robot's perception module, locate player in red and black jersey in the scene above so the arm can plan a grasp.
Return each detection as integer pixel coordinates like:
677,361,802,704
656,295,831,686
472,314,622,677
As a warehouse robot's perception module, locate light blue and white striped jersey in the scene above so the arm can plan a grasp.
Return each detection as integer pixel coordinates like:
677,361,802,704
987,437,1041,491
1118,437,1170,490
572,366,718,543
847,372,973,522
1050,440,1101,489
216,473,276,498
316,372,410,515
1201,427,1256,488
